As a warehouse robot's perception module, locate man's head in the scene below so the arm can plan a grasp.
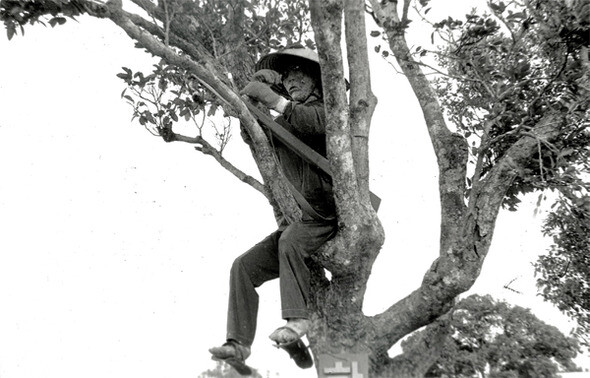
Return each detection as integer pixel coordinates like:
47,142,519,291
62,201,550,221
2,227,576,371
281,64,319,102
255,46,322,103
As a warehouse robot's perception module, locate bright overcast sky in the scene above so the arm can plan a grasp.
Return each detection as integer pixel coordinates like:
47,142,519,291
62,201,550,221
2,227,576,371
0,1,587,377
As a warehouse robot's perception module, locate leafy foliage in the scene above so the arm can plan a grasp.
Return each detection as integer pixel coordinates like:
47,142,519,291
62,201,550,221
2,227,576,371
536,188,590,350
0,0,317,154
422,0,590,353
430,0,589,210
403,294,581,378
1,0,313,49
0,0,83,39
116,61,233,151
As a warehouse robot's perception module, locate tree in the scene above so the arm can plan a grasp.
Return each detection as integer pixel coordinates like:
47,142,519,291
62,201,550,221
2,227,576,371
1,0,588,376
199,361,264,378
535,190,590,351
402,294,580,378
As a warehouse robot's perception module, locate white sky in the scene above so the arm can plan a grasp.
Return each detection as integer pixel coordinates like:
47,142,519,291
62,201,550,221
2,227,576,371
0,2,587,378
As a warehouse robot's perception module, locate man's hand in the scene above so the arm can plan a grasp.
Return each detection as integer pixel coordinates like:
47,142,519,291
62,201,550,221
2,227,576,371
251,69,282,86
240,81,284,110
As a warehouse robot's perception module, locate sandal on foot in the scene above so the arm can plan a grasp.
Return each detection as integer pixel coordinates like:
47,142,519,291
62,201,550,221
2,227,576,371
272,334,313,369
269,319,309,346
209,341,252,376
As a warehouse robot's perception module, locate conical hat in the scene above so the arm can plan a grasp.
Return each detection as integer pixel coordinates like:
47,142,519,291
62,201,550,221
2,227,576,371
255,46,320,75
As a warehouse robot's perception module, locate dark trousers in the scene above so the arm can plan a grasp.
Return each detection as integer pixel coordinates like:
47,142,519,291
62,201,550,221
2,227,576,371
226,219,337,347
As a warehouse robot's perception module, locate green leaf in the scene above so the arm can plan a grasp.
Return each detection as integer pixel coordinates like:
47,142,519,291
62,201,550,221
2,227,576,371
7,24,15,41
48,17,66,27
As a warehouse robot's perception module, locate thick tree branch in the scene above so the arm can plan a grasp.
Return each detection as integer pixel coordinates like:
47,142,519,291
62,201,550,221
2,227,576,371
369,112,566,355
344,0,378,210
368,0,468,252
468,113,566,240
310,0,361,225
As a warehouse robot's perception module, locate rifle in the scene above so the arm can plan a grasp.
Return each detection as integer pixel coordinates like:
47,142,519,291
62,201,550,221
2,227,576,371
244,101,381,211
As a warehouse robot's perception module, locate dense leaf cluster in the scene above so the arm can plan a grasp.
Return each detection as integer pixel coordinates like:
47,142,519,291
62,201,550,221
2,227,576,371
1,0,84,39
403,294,581,378
536,189,590,351
147,0,313,60
432,0,589,210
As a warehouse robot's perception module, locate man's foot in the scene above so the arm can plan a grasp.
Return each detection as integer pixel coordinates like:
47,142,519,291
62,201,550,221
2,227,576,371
269,318,310,346
275,338,313,369
209,340,252,376
269,321,314,370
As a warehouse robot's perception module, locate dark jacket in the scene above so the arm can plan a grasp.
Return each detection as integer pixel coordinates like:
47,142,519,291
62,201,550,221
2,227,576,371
272,98,336,220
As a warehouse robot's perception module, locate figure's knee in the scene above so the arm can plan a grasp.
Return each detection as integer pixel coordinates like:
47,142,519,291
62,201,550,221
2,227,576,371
278,227,302,260
230,254,247,277
278,230,293,252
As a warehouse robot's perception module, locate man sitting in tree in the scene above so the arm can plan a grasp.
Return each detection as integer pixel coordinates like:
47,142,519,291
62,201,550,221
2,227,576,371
209,46,337,374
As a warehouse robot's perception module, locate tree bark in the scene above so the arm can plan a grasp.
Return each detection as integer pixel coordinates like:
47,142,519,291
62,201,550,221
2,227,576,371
305,1,386,375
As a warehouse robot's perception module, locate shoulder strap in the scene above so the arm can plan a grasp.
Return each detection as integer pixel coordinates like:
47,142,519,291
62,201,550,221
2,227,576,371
284,179,334,222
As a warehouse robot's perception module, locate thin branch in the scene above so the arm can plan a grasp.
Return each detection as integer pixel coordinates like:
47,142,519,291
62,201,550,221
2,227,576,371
401,0,411,25
194,136,267,196
165,133,267,196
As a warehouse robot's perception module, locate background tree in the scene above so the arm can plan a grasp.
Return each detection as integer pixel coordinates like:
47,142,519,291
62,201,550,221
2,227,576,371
198,361,264,378
402,294,580,378
1,0,588,376
535,188,590,351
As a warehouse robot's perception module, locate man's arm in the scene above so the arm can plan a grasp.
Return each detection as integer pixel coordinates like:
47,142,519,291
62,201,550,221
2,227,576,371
280,100,326,136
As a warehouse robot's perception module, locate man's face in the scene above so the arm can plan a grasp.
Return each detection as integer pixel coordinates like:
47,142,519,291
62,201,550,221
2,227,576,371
282,68,317,102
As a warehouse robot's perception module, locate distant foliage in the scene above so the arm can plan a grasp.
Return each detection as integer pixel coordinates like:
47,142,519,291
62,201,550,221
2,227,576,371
403,294,581,378
536,190,590,351
198,360,264,378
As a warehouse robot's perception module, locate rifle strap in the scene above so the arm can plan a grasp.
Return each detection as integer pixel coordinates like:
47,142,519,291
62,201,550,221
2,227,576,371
284,179,334,222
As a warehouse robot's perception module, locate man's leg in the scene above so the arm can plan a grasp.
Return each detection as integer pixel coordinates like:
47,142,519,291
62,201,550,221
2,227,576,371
226,230,282,346
278,220,337,321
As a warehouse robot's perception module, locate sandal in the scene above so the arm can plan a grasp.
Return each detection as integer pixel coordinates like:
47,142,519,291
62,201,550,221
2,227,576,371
270,326,313,369
209,340,252,376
